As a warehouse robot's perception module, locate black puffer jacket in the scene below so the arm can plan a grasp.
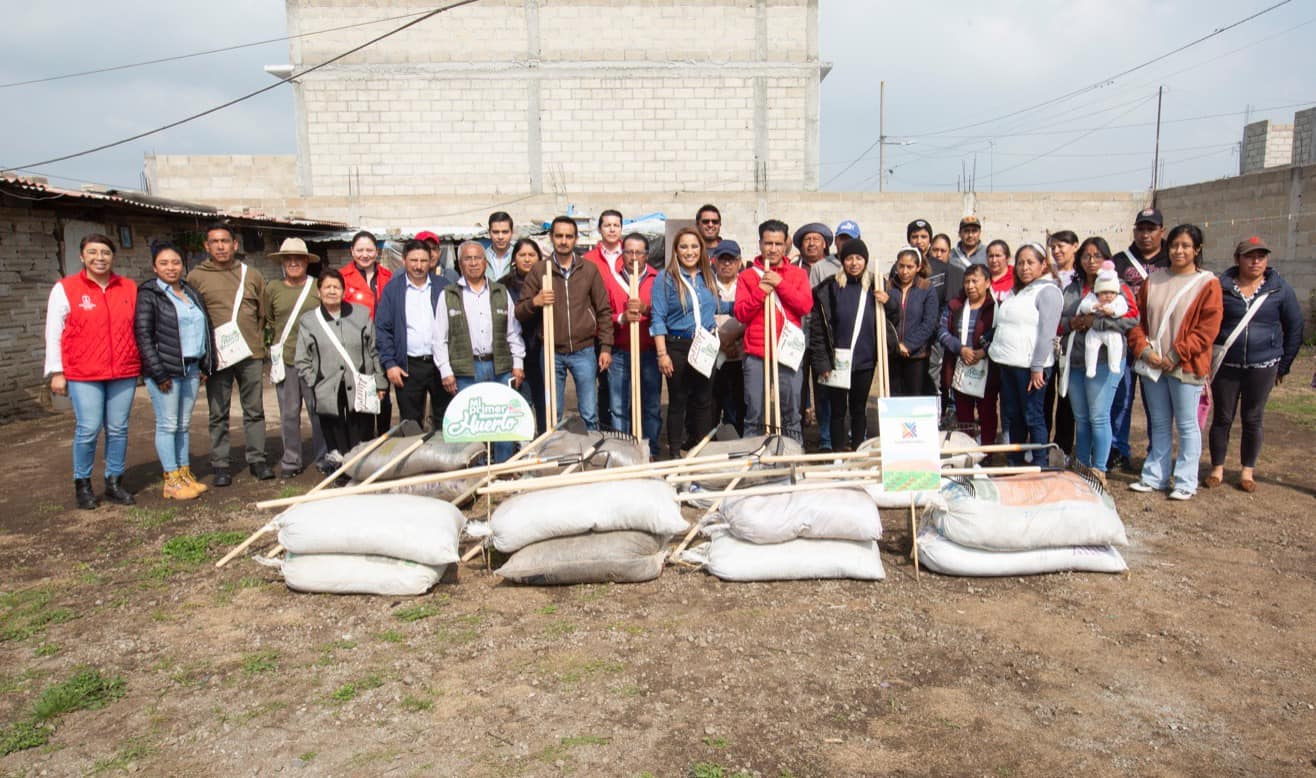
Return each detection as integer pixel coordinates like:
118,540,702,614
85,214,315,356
134,279,217,383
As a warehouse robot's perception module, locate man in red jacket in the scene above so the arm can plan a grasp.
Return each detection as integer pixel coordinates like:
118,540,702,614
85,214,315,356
734,219,813,443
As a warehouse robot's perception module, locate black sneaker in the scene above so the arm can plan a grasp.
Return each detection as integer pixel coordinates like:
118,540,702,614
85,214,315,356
74,478,98,510
103,476,135,506
249,463,275,481
213,468,233,488
1107,452,1130,473
279,466,304,479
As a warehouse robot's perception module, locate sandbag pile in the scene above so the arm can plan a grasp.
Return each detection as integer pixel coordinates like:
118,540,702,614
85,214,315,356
531,429,649,474
917,471,1129,577
492,480,687,585
262,494,466,595
342,432,485,481
699,488,885,581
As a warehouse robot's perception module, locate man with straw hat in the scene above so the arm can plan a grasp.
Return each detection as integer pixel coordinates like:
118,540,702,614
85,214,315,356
263,237,325,477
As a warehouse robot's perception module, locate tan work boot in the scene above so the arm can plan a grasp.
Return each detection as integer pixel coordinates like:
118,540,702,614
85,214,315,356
179,465,208,493
162,470,200,500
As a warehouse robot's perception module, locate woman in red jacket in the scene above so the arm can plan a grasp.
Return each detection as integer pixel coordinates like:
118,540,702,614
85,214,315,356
44,234,141,509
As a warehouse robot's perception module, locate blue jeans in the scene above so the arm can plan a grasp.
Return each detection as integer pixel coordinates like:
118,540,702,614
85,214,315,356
456,360,516,462
554,347,598,431
608,350,662,456
998,365,1051,466
1110,363,1135,458
145,364,201,472
1068,359,1123,472
68,377,137,479
1140,373,1204,494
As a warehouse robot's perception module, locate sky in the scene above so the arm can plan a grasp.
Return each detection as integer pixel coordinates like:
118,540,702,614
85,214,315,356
2,0,1312,194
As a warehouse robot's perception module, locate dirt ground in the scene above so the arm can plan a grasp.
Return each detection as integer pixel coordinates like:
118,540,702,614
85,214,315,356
1,354,1314,778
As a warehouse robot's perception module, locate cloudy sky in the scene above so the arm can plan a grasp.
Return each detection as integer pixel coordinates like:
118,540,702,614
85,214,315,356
3,0,1311,193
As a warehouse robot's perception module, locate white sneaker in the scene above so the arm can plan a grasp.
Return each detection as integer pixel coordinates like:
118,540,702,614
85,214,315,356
1128,481,1156,493
1168,489,1193,501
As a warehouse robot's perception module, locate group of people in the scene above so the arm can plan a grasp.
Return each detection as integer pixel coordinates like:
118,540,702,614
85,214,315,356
44,204,1304,510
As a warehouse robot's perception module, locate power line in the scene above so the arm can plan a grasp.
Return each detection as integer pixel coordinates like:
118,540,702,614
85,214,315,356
823,0,1292,188
0,9,433,89
986,95,1158,180
0,0,482,173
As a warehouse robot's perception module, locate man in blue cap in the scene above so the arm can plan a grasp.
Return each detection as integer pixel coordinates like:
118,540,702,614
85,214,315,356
710,239,747,434
834,220,861,258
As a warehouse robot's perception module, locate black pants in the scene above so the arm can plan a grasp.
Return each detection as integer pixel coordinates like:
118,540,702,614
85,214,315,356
890,355,931,397
374,391,393,436
596,344,612,431
320,383,376,457
395,356,450,431
665,337,714,455
713,358,745,435
1045,374,1074,454
523,336,547,435
1209,364,1278,468
828,368,875,451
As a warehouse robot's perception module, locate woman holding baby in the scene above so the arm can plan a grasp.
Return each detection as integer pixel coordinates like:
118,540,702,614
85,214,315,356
1058,237,1139,483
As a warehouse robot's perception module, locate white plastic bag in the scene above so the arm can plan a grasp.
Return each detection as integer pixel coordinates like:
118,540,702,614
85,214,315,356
925,472,1127,552
267,553,447,595
276,494,466,565
714,488,880,544
492,480,687,553
705,529,885,581
916,525,1127,577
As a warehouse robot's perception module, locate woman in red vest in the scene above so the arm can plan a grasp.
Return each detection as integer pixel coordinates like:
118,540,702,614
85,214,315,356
44,233,141,510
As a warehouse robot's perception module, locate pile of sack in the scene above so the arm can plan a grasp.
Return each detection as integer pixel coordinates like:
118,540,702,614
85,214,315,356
341,425,487,503
258,494,466,595
491,480,687,585
531,429,650,474
917,471,1129,577
689,487,885,581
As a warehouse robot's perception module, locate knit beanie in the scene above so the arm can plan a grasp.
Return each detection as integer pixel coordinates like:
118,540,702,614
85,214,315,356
839,238,870,263
1094,260,1120,294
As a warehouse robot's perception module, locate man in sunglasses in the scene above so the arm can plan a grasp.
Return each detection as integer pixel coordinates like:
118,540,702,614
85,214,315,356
697,204,723,254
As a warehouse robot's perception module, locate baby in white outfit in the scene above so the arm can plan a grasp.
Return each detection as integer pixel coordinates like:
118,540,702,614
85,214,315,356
1077,261,1128,377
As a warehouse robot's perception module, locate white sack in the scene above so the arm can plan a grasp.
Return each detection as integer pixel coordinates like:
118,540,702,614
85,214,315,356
858,430,983,468
715,488,880,544
343,434,484,481
705,529,885,581
926,471,1127,552
491,480,687,553
495,531,667,585
276,494,466,565
864,481,940,509
274,553,447,595
916,525,1127,577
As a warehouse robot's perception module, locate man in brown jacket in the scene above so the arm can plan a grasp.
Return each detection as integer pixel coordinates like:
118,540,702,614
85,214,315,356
186,223,272,485
514,216,613,430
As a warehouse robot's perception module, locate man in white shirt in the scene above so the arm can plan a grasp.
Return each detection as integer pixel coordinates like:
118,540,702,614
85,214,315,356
484,211,515,282
376,239,451,431
434,241,527,461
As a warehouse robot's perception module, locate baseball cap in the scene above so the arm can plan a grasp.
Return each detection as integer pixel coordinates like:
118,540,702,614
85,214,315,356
415,230,440,243
959,215,981,230
1233,235,1271,257
905,219,931,238
835,220,861,239
1133,208,1163,227
711,239,742,259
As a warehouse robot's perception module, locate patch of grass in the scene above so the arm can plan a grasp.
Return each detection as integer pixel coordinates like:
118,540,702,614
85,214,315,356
277,485,306,500
240,651,279,675
702,736,729,750
160,531,247,565
560,735,610,747
615,684,647,698
536,604,558,615
0,588,78,643
0,719,53,756
376,630,404,643
330,673,384,703
546,657,624,687
330,683,358,702
400,696,432,712
1269,393,1316,429
689,764,752,778
32,668,125,721
434,614,484,646
314,639,357,666
89,736,155,774
33,642,60,658
127,506,176,530
544,619,576,637
299,751,317,763
394,603,441,622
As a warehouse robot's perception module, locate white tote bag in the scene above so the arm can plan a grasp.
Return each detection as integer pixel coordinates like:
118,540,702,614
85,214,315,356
213,263,254,371
950,305,989,398
1133,271,1209,383
819,287,868,390
315,313,380,415
1210,291,1270,380
678,273,720,378
268,280,313,385
752,267,805,371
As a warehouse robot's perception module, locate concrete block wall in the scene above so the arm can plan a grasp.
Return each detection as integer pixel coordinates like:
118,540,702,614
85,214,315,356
144,155,298,206
1293,108,1315,167
1241,120,1294,174
1158,163,1316,318
283,0,821,196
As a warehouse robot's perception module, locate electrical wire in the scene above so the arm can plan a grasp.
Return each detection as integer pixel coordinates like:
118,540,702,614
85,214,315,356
0,0,483,173
823,0,1293,188
0,9,434,89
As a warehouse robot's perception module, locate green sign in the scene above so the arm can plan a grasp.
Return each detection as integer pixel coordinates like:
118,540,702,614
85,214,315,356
441,382,536,443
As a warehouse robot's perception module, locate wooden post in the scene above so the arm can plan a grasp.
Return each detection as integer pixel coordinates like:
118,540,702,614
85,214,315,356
629,260,642,440
874,273,890,398
543,272,557,432
910,491,920,580
763,293,777,433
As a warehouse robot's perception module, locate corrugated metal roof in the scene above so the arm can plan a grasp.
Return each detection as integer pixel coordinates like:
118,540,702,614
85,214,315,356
0,174,346,231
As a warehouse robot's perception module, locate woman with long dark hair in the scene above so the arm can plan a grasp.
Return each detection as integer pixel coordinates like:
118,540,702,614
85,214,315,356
650,227,718,456
500,237,548,433
882,247,939,397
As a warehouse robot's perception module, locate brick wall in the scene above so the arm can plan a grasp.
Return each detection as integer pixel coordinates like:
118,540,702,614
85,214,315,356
1157,163,1316,321
1293,109,1315,167
1241,120,1294,174
143,155,299,208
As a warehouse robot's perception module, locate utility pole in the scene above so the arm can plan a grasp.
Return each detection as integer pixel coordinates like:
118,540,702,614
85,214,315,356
878,80,886,192
1150,85,1164,200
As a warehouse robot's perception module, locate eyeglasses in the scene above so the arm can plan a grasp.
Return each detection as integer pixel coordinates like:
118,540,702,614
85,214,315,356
699,219,720,225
